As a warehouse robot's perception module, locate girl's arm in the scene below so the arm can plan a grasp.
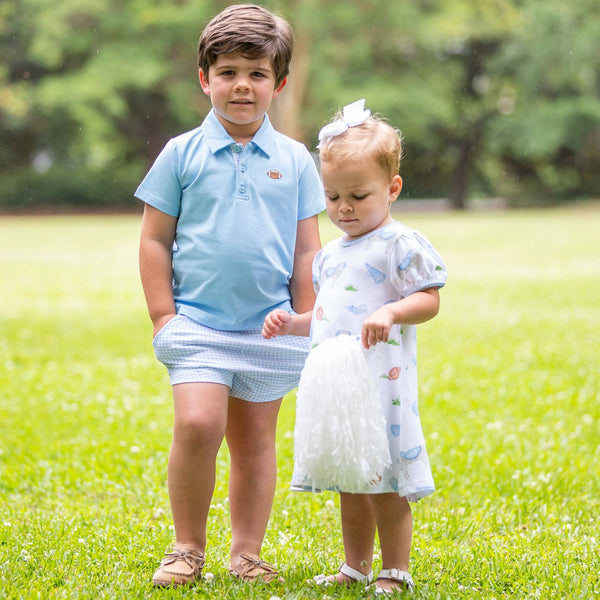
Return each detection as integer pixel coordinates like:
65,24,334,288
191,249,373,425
139,204,178,337
361,287,440,349
289,215,321,314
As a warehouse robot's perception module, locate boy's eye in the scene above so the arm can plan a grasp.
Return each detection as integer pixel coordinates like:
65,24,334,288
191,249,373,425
353,194,367,200
252,71,266,78
326,194,339,201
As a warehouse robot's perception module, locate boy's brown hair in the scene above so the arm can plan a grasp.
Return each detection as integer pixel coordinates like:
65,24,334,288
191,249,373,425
198,4,294,86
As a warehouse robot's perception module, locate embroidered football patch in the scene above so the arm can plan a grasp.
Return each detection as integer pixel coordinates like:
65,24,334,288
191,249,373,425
267,169,283,179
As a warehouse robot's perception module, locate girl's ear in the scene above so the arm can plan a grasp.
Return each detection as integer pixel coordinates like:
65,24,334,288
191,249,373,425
389,175,403,203
199,69,210,95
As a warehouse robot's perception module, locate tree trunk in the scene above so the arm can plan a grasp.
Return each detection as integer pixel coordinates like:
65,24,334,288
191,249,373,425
451,139,471,210
268,28,310,143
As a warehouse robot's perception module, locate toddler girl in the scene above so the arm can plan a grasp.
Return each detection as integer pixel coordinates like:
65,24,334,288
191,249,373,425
262,100,447,594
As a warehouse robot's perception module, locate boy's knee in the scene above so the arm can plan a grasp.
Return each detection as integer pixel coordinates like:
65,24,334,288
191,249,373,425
174,409,225,448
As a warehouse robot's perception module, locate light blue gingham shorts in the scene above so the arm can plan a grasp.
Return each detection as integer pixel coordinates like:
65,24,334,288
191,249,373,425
152,314,310,402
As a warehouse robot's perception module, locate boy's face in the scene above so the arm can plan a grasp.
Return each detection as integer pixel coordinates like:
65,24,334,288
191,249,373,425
321,156,403,240
199,53,286,142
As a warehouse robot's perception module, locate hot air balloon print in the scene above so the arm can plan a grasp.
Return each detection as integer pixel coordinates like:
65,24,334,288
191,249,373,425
365,263,386,284
345,304,368,315
324,262,346,286
400,446,422,461
398,250,413,271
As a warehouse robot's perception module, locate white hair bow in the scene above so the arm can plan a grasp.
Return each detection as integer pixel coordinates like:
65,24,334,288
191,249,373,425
317,99,371,148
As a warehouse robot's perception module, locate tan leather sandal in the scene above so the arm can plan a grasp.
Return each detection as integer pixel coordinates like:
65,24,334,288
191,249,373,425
228,552,284,583
152,548,205,588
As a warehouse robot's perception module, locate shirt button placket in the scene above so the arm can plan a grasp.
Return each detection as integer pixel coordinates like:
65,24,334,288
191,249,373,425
236,145,250,202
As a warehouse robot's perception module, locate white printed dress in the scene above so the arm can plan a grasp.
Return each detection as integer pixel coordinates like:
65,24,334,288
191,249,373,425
291,221,447,501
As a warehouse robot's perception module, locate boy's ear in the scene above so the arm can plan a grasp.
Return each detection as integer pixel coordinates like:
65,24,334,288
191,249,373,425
272,76,288,98
389,175,403,203
199,69,211,95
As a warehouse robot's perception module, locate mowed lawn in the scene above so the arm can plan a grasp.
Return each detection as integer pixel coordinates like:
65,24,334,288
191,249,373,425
0,205,598,599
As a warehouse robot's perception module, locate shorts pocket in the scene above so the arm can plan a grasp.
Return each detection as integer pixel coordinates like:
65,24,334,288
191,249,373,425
152,314,181,350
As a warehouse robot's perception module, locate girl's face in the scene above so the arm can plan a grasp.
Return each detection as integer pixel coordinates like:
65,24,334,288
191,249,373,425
321,156,403,240
199,52,287,143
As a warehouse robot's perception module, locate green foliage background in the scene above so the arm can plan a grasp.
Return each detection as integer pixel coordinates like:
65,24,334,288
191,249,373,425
1,0,600,210
1,206,599,598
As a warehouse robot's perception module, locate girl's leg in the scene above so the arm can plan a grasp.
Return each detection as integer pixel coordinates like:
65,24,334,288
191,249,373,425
322,492,376,584
225,395,282,570
371,493,413,592
168,382,230,552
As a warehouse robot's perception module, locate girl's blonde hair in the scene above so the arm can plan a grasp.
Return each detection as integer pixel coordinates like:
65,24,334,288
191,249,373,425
318,114,403,179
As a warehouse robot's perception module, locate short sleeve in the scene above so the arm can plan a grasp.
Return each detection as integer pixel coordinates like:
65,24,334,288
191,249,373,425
297,150,325,221
312,248,325,294
134,140,182,217
389,230,447,298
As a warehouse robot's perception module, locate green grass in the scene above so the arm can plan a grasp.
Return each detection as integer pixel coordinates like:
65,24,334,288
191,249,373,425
1,205,599,599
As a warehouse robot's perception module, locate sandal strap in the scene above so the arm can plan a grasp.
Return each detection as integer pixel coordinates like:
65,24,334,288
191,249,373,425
377,568,413,587
339,562,374,583
314,562,374,586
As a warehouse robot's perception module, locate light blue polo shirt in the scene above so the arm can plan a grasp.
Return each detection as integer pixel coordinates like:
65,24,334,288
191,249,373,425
135,110,325,330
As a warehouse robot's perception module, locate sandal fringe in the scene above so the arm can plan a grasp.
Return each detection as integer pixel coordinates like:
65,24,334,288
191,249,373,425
152,548,205,588
229,553,283,583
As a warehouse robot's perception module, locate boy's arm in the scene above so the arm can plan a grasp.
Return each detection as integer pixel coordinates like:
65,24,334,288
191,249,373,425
139,204,178,337
361,287,440,349
289,215,321,314
262,309,312,339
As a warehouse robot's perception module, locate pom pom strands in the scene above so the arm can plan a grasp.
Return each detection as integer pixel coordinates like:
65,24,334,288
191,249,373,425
294,335,391,493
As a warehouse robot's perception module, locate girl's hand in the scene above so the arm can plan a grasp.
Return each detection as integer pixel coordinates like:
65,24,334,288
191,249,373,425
262,309,294,339
361,306,395,349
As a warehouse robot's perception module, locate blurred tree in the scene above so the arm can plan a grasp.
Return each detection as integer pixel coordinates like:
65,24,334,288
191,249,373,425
1,0,599,209
282,0,522,208
489,0,600,201
278,0,600,206
0,0,217,207
413,0,522,208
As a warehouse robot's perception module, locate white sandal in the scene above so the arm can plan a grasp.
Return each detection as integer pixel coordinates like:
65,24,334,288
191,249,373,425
373,568,414,595
314,562,374,586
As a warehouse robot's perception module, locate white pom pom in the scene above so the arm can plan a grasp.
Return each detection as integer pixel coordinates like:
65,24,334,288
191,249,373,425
294,335,391,492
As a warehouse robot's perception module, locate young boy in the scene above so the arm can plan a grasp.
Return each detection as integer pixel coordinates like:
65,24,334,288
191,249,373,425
136,4,324,587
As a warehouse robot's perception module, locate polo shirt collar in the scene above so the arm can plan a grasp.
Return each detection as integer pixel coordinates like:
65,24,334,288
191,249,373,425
201,109,276,157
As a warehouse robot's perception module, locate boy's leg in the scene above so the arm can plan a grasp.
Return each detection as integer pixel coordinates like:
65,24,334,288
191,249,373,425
168,382,230,552
322,492,376,584
371,493,413,591
225,395,282,570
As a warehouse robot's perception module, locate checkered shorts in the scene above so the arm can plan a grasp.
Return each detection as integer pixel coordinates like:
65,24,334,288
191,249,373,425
152,314,310,402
